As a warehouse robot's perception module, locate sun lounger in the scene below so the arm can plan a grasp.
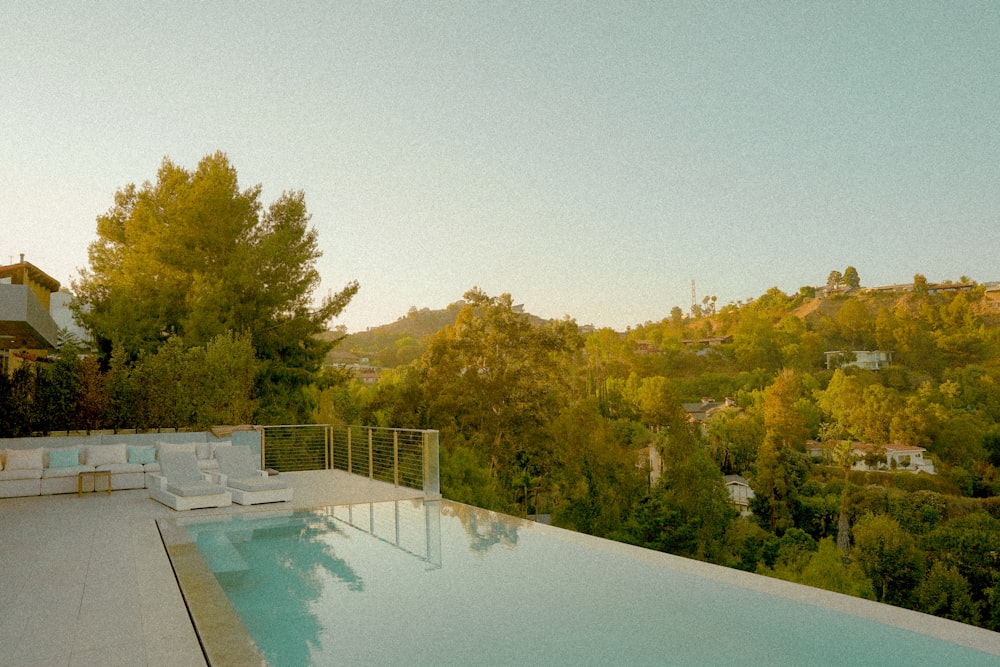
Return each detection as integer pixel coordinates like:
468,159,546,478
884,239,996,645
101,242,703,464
149,451,231,510
213,446,292,505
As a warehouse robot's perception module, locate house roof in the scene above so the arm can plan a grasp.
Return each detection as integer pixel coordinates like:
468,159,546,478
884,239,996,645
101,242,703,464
0,259,61,293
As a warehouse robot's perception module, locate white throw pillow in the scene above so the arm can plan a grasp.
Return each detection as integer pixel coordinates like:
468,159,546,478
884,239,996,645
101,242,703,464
86,443,128,467
5,448,44,470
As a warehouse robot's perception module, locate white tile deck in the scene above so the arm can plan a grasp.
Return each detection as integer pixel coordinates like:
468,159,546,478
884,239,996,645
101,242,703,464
0,470,423,667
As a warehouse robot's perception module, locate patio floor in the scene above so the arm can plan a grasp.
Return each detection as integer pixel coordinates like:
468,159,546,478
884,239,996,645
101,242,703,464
0,470,424,667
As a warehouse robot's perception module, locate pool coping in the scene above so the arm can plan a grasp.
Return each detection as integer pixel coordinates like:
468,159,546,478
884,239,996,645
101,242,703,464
158,515,269,667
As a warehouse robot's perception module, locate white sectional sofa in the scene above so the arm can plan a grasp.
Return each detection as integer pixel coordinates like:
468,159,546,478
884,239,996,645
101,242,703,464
0,431,260,498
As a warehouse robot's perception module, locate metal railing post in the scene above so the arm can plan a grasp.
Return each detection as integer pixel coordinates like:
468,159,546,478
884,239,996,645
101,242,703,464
393,431,399,487
347,427,353,475
368,428,374,480
260,427,266,469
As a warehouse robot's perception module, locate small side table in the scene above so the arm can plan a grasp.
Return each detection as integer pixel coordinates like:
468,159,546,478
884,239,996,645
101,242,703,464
78,470,112,496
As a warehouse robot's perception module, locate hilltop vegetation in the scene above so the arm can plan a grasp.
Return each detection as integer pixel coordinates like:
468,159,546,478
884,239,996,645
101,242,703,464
319,277,1000,631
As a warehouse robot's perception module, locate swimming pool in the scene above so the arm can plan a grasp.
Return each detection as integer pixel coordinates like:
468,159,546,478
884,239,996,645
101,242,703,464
160,499,1000,666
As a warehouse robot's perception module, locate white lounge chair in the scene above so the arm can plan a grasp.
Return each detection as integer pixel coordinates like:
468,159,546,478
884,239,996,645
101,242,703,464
213,446,292,506
149,451,232,511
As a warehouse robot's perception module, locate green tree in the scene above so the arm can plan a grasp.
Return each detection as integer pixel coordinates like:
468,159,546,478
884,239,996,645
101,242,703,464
920,513,1000,615
619,420,735,560
72,152,357,423
751,371,811,533
0,365,37,437
852,513,923,606
198,332,259,426
832,440,858,554
843,266,861,289
36,345,82,433
835,298,873,349
751,440,809,534
827,270,843,289
916,561,980,624
705,409,763,475
421,288,582,491
798,538,874,598
103,341,136,431
75,355,106,432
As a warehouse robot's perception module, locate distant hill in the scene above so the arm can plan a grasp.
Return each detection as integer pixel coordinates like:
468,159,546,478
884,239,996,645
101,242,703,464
324,300,560,368
323,302,466,367
323,278,1000,369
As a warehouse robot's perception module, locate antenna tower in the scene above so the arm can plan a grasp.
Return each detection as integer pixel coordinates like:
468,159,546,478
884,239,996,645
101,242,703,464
691,279,696,311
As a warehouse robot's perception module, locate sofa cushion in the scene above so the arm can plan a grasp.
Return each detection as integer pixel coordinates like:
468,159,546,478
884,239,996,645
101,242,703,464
127,446,157,465
0,468,43,481
5,448,44,471
86,444,127,467
42,465,93,478
93,463,145,473
47,448,82,468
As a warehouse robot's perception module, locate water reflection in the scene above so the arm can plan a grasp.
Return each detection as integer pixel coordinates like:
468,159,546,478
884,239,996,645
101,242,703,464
191,513,363,665
442,501,523,553
189,501,446,666
331,499,443,569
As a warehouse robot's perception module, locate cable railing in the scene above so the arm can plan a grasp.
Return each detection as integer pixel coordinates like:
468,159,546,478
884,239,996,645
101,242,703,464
260,424,440,497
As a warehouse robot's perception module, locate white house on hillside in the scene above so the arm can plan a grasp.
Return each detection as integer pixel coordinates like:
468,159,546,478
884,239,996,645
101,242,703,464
806,441,935,474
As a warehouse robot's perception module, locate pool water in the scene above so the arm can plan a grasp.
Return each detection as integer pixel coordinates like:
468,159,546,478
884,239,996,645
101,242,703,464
173,500,999,666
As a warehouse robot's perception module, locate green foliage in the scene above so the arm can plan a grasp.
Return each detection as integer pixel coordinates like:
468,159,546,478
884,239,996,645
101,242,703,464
763,537,875,599
72,152,357,423
0,366,37,437
421,288,582,486
719,517,773,572
706,408,763,475
548,400,646,536
441,443,509,511
916,561,980,624
35,347,82,433
852,513,924,606
617,409,735,559
920,513,1000,612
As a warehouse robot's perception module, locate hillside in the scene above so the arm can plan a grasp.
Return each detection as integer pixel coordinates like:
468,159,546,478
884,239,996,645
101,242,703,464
325,280,1000,371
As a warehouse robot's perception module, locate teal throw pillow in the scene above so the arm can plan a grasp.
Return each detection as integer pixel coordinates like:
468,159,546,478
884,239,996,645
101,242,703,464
128,446,157,465
48,449,80,468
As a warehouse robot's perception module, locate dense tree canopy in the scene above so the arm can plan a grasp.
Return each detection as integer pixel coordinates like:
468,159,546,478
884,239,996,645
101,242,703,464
72,152,357,422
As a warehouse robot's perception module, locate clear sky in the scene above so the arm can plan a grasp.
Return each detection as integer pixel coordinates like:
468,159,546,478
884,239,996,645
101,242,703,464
3,2,999,332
